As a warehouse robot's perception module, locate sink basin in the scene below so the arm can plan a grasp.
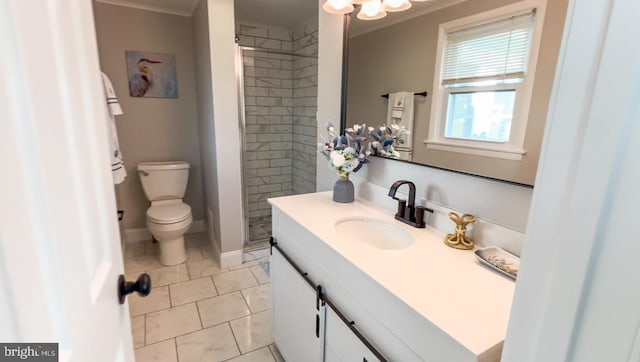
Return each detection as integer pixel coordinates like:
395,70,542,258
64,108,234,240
334,217,414,250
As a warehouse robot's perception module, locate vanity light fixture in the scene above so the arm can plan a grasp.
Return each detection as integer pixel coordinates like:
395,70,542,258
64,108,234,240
323,0,425,20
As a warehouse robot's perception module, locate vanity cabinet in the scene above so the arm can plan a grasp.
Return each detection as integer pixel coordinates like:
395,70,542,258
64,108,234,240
271,246,323,362
269,192,514,362
324,305,381,362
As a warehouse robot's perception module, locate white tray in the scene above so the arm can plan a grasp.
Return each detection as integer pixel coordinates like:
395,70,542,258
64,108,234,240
475,246,519,280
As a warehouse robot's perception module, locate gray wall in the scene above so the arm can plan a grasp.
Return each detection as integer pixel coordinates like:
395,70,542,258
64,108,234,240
346,0,568,185
94,3,204,229
192,0,220,249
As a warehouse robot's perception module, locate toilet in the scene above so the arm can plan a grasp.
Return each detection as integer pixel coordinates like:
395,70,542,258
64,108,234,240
138,161,192,266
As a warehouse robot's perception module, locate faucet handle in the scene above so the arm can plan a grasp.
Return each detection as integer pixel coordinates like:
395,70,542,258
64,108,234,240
395,199,406,218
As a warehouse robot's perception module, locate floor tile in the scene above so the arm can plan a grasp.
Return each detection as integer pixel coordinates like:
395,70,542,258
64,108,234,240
201,245,216,260
125,254,163,274
229,310,273,354
131,315,145,348
129,286,170,317
269,344,285,362
146,303,202,344
241,284,271,313
186,246,203,261
226,346,275,362
250,265,270,284
169,277,217,306
197,292,251,328
176,323,240,362
146,263,190,288
145,240,160,255
124,242,145,258
187,258,226,278
134,339,177,362
213,269,259,294
229,259,262,271
185,232,209,247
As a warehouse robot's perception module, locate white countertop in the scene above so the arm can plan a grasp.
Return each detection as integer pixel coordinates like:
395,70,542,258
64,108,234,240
269,192,515,357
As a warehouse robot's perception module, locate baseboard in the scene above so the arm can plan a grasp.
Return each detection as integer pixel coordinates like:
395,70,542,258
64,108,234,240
220,250,243,268
124,219,206,243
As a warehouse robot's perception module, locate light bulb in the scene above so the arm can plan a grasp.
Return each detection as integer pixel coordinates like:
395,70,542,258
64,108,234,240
328,0,350,9
322,0,354,14
362,0,382,16
382,0,412,12
385,0,404,8
357,0,387,20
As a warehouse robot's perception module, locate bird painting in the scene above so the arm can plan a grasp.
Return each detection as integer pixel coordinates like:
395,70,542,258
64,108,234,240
125,50,178,98
129,58,162,97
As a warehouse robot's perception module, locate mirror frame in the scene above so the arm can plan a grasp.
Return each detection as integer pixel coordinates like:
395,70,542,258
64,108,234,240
338,11,534,189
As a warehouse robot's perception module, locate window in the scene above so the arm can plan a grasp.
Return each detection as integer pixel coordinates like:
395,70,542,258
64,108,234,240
426,2,545,160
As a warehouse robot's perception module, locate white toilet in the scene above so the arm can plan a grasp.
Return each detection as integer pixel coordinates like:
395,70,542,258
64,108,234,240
138,161,193,266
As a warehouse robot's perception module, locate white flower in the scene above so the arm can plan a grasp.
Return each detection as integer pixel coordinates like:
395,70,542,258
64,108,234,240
330,151,346,167
391,124,400,131
368,126,375,132
343,147,357,157
342,158,360,173
353,124,361,131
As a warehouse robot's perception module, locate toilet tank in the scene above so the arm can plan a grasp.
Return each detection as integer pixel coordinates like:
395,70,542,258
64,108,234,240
138,161,190,202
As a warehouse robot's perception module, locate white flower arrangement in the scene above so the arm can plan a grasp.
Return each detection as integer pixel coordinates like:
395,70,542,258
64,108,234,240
319,123,410,177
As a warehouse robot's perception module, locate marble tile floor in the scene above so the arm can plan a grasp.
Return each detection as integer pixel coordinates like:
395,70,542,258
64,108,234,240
124,232,284,362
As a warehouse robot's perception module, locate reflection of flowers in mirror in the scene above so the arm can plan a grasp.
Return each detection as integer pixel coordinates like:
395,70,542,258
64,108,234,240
319,123,410,176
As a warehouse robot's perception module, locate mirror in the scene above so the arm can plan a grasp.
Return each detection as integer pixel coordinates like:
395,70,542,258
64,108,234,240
344,0,569,186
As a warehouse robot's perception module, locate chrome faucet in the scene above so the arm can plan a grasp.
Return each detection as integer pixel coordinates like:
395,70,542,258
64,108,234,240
388,180,433,228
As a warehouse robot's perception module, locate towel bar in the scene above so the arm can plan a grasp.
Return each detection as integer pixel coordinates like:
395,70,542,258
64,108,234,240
381,91,427,99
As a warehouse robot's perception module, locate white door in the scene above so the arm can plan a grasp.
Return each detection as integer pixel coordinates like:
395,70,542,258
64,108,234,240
0,1,134,361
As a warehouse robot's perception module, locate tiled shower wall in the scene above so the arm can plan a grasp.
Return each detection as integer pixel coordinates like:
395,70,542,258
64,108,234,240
237,22,317,244
292,21,318,194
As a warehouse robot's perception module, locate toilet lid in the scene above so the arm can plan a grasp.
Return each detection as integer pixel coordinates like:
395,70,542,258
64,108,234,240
147,203,191,224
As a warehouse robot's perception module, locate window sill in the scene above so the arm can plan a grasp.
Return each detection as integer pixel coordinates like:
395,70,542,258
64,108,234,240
423,140,526,161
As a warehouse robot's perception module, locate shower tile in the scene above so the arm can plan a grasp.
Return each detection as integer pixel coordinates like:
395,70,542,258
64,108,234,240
255,77,281,88
255,58,280,69
237,35,254,47
239,24,268,38
268,27,292,41
255,38,281,50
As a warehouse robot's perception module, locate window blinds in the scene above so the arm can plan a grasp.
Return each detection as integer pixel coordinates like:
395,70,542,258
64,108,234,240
442,11,535,85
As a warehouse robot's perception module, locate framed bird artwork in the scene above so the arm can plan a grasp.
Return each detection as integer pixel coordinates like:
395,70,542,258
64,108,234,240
125,50,178,98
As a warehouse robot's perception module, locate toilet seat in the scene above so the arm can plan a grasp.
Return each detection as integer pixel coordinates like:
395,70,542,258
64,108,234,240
147,202,191,224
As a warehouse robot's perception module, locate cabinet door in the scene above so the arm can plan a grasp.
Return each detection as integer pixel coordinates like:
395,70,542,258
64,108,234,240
271,247,324,362
325,306,382,362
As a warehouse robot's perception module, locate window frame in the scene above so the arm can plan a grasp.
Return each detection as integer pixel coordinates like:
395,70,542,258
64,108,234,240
425,0,547,161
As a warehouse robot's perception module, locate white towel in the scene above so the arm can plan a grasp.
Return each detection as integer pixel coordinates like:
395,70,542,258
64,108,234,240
386,91,415,150
101,72,126,185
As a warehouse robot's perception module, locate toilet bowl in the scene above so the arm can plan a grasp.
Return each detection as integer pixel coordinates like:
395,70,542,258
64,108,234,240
146,200,192,266
138,161,192,266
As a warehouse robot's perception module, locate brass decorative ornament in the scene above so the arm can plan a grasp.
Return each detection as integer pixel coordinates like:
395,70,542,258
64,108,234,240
444,212,476,250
